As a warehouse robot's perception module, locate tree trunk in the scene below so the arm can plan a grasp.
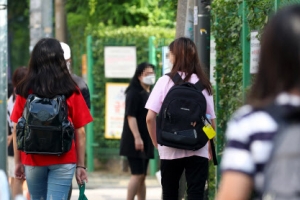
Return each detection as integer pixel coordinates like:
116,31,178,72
55,0,67,42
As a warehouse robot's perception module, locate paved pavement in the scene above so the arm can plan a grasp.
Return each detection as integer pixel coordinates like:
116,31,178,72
70,171,162,200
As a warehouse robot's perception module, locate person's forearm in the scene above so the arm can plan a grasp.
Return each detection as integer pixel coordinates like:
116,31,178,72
216,172,253,200
7,135,13,146
12,123,21,164
75,127,86,167
127,116,141,139
211,119,216,130
147,119,156,145
146,110,157,147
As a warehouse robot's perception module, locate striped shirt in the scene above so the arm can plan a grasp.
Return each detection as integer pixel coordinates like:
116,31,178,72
221,93,300,194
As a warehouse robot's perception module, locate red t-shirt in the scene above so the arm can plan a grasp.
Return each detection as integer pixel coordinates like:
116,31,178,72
10,91,93,166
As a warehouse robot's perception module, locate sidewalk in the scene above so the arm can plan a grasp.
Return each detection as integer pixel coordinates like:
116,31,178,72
72,171,160,189
70,171,162,200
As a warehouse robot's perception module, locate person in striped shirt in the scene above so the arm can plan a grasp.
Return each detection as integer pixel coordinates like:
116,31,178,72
217,5,300,200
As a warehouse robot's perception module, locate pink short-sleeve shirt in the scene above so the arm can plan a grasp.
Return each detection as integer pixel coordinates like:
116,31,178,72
145,72,216,160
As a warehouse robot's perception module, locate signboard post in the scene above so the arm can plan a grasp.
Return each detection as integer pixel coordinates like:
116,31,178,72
175,0,195,39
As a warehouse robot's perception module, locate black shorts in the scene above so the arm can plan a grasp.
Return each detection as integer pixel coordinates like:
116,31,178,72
127,157,149,175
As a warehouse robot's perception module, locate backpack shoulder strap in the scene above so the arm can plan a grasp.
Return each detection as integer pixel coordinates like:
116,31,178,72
210,139,218,166
167,73,205,91
23,94,35,117
166,73,183,85
195,81,205,92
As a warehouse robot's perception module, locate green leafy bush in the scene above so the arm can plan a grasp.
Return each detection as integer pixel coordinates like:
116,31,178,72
211,0,244,154
211,0,277,197
211,0,278,150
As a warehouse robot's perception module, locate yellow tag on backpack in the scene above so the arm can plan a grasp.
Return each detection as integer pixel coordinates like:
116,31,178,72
203,123,216,139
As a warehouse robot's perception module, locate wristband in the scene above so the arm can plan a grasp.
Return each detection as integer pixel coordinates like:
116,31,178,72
76,166,86,170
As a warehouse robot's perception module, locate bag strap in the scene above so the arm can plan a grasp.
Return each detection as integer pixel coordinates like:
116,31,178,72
210,139,218,165
167,73,205,92
167,72,183,84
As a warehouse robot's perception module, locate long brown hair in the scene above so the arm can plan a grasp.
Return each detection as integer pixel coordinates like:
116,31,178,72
12,66,27,88
169,37,212,95
248,5,300,107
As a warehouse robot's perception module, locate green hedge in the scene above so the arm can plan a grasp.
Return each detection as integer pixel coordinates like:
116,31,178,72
210,0,275,196
211,0,244,155
86,25,175,151
211,0,275,149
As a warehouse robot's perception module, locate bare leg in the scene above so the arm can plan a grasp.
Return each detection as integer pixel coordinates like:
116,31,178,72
127,174,146,200
23,181,30,200
137,176,146,200
9,177,14,197
12,178,23,198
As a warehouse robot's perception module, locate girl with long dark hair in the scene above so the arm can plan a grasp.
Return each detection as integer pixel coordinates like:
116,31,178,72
11,38,92,200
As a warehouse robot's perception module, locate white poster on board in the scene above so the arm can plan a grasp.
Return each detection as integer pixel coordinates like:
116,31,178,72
105,83,128,139
250,31,260,74
104,46,137,78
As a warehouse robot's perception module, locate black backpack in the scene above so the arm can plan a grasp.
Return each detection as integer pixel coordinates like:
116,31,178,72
156,73,217,155
262,104,300,199
16,94,74,155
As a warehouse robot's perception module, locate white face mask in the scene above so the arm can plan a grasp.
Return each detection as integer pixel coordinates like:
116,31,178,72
142,74,156,85
167,61,173,70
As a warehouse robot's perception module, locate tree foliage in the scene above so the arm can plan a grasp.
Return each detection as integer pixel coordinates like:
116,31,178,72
65,0,177,74
211,0,278,160
7,0,177,76
7,0,30,74
87,0,177,27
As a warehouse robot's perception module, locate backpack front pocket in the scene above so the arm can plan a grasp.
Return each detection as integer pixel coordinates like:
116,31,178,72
25,125,62,154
